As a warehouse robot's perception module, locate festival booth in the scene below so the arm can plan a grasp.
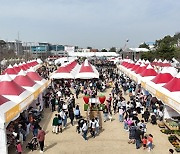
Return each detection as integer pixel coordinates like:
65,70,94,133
50,60,80,79
26,67,49,109
13,63,21,73
145,67,178,97
75,59,99,79
0,96,18,154
155,72,180,130
2,65,18,79
140,64,158,90
0,74,34,154
130,63,147,84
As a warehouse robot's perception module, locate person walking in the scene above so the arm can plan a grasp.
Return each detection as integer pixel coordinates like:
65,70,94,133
147,134,153,152
58,114,62,133
16,140,22,154
51,96,56,112
52,114,59,134
95,117,100,135
90,119,96,138
69,107,75,126
37,127,46,153
103,105,109,122
134,126,143,149
118,107,124,122
82,120,88,141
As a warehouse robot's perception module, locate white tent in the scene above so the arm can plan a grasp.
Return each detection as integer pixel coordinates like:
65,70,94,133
75,59,99,79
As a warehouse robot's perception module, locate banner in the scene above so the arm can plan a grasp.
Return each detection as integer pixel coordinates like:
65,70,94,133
5,105,20,122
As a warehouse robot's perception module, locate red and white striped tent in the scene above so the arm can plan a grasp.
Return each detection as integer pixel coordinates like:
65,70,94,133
152,67,177,84
2,65,18,79
14,70,41,92
163,72,180,92
27,67,47,85
13,63,21,73
75,59,99,79
140,64,157,77
0,95,17,154
50,60,80,79
0,74,31,103
134,63,146,74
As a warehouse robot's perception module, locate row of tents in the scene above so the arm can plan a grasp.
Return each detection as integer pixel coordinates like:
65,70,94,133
50,59,99,79
0,59,50,154
118,59,180,115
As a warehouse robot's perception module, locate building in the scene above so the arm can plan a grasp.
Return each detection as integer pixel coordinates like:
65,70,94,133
6,40,23,55
122,48,149,60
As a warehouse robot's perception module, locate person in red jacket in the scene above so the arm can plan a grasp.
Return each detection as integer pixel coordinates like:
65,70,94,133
37,127,46,153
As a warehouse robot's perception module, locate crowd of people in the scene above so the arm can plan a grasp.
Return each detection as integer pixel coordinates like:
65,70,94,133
8,59,172,153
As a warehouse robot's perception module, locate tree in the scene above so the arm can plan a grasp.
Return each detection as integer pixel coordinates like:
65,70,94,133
101,49,108,52
109,47,116,52
87,47,92,49
139,42,150,49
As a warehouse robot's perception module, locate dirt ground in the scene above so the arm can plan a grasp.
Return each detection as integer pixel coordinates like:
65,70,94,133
9,88,177,154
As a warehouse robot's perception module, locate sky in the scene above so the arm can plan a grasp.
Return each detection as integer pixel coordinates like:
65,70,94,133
0,0,180,49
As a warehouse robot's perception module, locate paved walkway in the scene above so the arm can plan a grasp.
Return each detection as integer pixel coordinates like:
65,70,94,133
9,88,176,154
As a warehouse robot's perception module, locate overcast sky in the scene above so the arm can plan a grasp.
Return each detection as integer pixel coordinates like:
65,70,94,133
0,0,180,49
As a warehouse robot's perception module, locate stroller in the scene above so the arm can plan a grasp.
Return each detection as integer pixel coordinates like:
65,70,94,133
26,137,39,151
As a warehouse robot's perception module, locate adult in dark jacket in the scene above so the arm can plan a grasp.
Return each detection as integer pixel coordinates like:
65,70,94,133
51,96,56,112
69,108,75,126
134,126,143,149
128,123,136,144
143,108,150,122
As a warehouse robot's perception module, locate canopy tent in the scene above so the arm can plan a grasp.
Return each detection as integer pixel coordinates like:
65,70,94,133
13,63,21,73
51,60,79,79
68,52,119,57
140,64,157,77
151,67,177,84
2,65,17,75
14,70,41,92
131,61,140,71
0,74,31,103
162,59,171,67
151,58,157,66
26,67,48,94
2,65,17,79
134,63,146,74
163,72,180,92
54,57,77,65
75,59,99,79
22,62,30,70
18,62,27,71
0,95,17,154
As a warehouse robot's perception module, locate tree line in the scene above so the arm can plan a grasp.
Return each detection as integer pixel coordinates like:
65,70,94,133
140,33,180,61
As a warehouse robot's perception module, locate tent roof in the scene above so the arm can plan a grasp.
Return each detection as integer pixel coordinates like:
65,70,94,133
2,65,17,75
13,64,21,73
27,67,43,81
140,64,157,77
0,74,25,95
152,73,173,84
134,63,146,74
161,67,178,76
163,73,180,92
75,60,99,79
79,60,93,73
56,67,71,73
14,70,36,87
0,95,10,105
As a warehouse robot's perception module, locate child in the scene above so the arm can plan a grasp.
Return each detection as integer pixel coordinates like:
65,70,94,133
147,134,153,152
142,136,147,149
16,140,22,154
